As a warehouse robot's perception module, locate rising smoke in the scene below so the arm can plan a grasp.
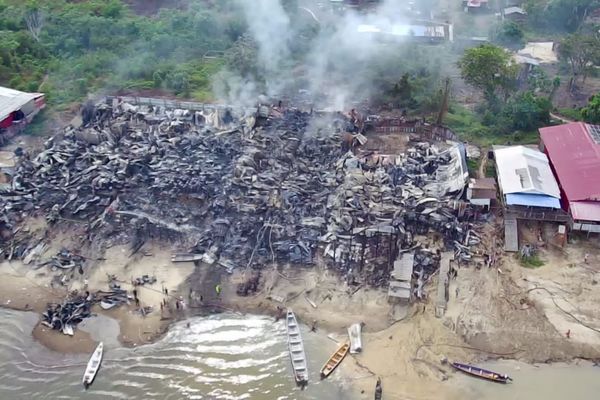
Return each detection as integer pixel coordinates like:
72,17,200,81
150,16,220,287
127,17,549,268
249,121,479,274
214,0,439,109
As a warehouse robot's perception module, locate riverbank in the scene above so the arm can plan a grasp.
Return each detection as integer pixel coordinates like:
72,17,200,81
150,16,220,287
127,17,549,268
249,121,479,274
1,234,600,399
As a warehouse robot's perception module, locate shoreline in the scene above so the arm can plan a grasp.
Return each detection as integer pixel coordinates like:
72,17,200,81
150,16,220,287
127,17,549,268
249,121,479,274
2,243,600,399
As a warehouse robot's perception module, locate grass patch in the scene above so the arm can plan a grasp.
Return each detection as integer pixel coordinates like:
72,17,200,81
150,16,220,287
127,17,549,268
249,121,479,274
485,162,496,178
556,108,583,121
467,158,479,177
519,254,545,268
446,105,541,147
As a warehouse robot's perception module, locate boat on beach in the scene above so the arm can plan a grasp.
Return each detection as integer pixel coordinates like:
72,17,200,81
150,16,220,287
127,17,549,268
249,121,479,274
286,309,308,386
348,323,362,353
82,342,103,388
374,377,382,400
320,342,349,378
451,362,512,383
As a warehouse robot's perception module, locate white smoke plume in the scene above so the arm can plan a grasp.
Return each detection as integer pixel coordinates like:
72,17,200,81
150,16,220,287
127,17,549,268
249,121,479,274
215,0,442,109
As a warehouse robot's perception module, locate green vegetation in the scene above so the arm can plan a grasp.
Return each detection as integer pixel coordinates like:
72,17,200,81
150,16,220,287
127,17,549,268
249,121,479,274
467,157,479,177
0,0,243,105
445,105,540,146
485,162,496,178
458,44,519,106
558,33,600,86
519,253,545,268
491,21,525,49
581,92,600,123
456,43,556,143
524,0,599,33
557,107,583,121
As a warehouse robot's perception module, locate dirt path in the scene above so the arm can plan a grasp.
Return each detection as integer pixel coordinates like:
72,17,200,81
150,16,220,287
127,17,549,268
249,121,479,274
477,151,488,179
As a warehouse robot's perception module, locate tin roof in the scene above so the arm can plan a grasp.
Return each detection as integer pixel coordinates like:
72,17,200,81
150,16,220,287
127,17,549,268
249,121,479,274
540,122,600,203
494,145,561,199
0,86,43,122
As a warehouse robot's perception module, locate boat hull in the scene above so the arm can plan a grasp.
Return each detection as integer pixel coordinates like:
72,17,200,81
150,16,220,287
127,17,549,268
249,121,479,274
82,342,104,388
286,310,308,385
451,362,511,384
320,343,349,378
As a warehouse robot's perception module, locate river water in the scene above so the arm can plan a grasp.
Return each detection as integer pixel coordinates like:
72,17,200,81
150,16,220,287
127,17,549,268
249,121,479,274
0,309,353,400
2,308,599,400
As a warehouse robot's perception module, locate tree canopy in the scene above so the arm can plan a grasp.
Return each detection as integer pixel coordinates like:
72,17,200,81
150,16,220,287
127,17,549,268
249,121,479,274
457,44,519,105
558,33,600,85
0,0,245,103
582,93,600,123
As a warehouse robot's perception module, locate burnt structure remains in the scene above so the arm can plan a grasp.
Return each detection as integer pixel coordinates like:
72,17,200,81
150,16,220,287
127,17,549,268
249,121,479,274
0,98,478,298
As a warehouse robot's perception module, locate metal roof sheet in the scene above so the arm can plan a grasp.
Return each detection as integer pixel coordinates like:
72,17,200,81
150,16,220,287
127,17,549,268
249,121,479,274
540,123,600,202
494,146,560,198
505,193,561,209
0,86,43,122
569,201,600,222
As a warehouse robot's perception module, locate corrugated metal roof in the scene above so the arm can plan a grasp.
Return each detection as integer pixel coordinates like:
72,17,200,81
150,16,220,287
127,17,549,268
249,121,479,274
569,201,600,222
505,193,561,208
540,123,600,202
0,86,43,122
504,6,526,15
494,145,561,199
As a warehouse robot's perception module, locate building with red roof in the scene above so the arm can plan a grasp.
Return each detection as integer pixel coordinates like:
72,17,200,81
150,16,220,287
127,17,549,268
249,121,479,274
539,122,600,232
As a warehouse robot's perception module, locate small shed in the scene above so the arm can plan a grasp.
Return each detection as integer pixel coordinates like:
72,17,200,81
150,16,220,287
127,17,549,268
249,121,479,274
467,178,497,209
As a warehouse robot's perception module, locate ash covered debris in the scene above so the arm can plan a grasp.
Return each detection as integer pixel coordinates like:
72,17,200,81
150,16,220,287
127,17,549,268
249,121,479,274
1,98,479,294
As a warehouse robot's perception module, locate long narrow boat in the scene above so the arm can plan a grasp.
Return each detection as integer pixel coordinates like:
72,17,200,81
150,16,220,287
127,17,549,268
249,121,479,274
320,343,349,378
451,362,512,384
82,342,103,388
374,377,382,400
286,310,308,385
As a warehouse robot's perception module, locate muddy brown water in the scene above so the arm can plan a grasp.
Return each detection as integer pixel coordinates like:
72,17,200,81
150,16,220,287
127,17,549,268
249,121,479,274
0,309,354,400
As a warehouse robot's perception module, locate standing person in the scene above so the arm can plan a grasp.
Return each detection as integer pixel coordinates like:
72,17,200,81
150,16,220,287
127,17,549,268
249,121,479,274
584,253,590,264
215,284,222,298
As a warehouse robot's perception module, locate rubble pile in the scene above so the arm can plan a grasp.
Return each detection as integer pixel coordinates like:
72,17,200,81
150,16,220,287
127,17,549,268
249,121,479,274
1,99,477,289
41,294,92,335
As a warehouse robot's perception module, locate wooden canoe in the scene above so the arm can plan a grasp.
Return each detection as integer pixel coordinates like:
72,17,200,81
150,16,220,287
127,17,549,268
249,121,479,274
451,362,512,383
286,309,308,385
374,377,382,400
82,342,103,388
320,343,349,378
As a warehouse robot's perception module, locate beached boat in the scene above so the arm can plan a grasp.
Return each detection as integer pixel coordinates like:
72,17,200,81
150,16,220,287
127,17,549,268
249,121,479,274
374,377,382,400
286,309,308,385
82,342,103,388
100,300,117,310
320,343,349,378
451,362,512,383
348,323,362,354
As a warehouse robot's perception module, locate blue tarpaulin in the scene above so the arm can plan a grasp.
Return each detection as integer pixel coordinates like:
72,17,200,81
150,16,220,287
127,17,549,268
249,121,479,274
505,193,561,209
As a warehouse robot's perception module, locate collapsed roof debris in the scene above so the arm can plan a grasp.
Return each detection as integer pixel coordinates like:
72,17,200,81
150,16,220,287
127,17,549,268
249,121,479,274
1,98,478,297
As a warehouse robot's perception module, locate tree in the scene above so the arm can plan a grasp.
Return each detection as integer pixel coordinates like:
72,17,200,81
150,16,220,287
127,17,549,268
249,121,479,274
558,33,600,86
525,0,600,32
546,0,599,32
457,44,519,106
581,93,600,123
502,91,551,131
492,21,524,49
